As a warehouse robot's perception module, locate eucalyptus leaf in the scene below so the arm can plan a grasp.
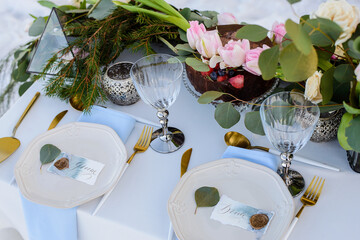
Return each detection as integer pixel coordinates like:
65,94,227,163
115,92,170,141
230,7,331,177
318,103,343,113
334,64,355,83
285,19,312,55
259,45,279,80
29,17,46,37
178,29,188,42
19,82,34,96
194,186,220,214
198,91,225,104
235,25,268,42
320,67,334,104
199,11,218,18
343,102,360,114
57,5,79,11
214,102,240,129
279,43,318,82
338,113,353,150
179,7,191,20
302,18,342,47
175,43,194,53
244,111,265,135
346,115,360,152
89,0,117,20
38,0,57,9
185,58,210,72
347,40,360,59
39,144,61,169
287,0,301,4
352,36,360,53
189,12,205,22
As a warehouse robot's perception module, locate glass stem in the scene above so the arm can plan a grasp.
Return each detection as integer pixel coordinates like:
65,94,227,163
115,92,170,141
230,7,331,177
280,152,293,186
157,109,171,142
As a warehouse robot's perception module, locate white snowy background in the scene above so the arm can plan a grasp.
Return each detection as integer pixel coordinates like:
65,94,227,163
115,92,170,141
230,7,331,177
0,0,359,115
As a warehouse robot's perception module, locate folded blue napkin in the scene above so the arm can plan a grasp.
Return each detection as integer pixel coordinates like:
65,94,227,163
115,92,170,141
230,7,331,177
222,146,279,172
21,106,136,240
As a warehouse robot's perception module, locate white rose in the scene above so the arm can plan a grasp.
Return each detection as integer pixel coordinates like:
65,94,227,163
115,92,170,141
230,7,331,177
312,0,360,45
355,64,360,82
305,71,323,104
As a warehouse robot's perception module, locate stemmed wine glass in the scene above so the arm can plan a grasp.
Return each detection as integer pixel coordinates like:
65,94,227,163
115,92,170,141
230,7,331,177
260,91,320,196
130,54,184,154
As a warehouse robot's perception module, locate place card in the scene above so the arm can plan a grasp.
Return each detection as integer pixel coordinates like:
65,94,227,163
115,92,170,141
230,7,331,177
210,195,274,234
47,152,104,185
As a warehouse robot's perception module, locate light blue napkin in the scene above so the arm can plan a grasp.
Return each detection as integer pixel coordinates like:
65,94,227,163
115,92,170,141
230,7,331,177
21,106,136,240
222,146,279,172
78,105,136,143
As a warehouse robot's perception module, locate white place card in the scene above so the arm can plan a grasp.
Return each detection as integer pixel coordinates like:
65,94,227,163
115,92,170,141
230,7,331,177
211,195,274,234
48,152,104,185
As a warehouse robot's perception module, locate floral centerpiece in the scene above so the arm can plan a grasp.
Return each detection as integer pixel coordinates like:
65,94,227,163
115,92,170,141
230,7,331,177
2,0,360,154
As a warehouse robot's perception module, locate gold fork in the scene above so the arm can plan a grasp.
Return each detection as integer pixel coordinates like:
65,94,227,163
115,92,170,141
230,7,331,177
127,125,153,164
92,125,153,215
283,176,325,240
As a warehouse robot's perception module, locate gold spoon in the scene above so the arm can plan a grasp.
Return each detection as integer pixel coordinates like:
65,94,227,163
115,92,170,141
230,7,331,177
0,92,40,163
69,94,84,111
224,131,269,152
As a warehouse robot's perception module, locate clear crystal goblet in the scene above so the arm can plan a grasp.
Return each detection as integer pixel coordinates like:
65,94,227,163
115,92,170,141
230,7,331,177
130,54,184,154
260,91,320,196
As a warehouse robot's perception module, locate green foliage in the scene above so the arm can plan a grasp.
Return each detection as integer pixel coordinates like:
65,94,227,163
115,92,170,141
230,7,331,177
214,102,240,129
334,64,355,83
185,58,210,72
302,18,342,47
279,43,318,82
244,111,265,135
259,45,279,80
194,186,220,214
338,113,354,150
175,43,194,53
285,19,312,55
346,115,360,152
287,0,301,4
198,91,225,104
19,82,35,96
320,67,335,104
38,0,57,9
29,17,46,37
89,0,117,20
235,25,268,42
344,102,360,114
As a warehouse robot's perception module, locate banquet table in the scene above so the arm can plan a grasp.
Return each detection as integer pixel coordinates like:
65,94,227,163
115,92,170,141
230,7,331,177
0,50,359,240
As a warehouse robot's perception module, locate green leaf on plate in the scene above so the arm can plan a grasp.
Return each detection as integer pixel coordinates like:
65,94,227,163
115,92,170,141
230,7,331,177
285,19,312,55
279,43,318,82
320,67,335,104
214,102,240,129
198,91,225,104
334,64,355,83
185,58,210,72
194,186,220,214
259,45,279,80
235,24,269,42
40,144,61,169
244,111,265,135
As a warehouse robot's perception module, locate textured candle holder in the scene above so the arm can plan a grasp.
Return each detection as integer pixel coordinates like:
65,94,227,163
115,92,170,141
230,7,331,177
310,109,345,142
102,62,140,106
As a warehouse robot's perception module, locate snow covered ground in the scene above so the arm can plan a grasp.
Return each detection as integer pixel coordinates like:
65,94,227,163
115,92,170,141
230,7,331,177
0,0,359,115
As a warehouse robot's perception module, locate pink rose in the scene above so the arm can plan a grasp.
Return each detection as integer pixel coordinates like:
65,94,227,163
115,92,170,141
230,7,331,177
243,45,270,76
217,13,238,25
218,39,250,67
355,64,360,82
229,75,244,89
196,30,222,58
270,22,286,44
186,21,206,49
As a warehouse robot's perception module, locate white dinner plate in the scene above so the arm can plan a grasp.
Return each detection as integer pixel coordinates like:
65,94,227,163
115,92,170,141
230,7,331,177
168,158,294,240
14,122,127,208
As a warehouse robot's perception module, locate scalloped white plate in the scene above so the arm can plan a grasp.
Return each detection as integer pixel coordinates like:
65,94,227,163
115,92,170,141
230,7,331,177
14,122,127,208
168,158,294,240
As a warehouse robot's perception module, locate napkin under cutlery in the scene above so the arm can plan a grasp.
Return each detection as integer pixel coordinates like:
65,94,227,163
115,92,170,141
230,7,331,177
21,106,136,240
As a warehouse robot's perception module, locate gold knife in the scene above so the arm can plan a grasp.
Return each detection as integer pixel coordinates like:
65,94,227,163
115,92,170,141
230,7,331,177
181,148,192,177
47,110,68,130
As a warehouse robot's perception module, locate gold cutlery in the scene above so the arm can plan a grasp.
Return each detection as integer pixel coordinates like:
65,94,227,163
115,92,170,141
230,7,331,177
48,110,68,130
224,131,340,172
283,176,325,240
0,92,40,163
92,125,153,215
168,148,193,240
